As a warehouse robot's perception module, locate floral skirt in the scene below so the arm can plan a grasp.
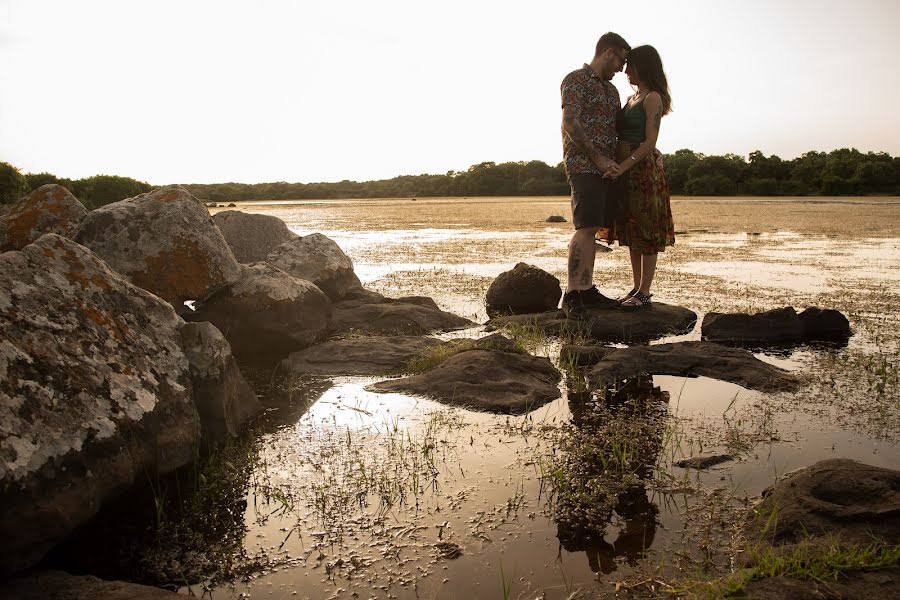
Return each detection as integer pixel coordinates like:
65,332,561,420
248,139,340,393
604,141,675,254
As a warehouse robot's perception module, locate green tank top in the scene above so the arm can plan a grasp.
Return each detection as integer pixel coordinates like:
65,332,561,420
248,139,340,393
619,96,646,143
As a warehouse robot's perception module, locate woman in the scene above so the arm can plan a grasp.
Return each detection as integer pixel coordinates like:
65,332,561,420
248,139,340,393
605,44,675,308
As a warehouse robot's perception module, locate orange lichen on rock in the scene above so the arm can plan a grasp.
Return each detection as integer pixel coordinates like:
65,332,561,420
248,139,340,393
136,236,229,303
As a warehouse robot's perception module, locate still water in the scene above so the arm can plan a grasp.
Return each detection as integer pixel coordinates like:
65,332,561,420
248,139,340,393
191,196,898,599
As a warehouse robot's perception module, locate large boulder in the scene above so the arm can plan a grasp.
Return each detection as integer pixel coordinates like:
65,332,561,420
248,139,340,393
488,303,697,344
75,186,240,305
0,184,87,251
189,262,332,363
584,341,800,393
280,335,445,376
328,291,473,336
0,570,180,599
367,348,561,414
0,234,200,577
180,322,261,446
212,209,298,263
485,262,562,317
745,459,900,548
702,306,851,346
266,232,362,301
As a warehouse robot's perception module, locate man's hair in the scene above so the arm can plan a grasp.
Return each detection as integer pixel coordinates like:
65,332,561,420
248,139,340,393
595,32,630,57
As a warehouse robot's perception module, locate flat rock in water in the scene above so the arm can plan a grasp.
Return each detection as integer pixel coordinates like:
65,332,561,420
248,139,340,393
488,302,697,344
586,341,800,393
559,344,617,368
730,568,900,600
0,569,181,599
328,291,473,336
702,306,851,347
212,210,298,263
0,234,200,576
675,454,735,469
0,184,87,251
366,348,561,414
744,458,900,548
280,335,445,376
75,186,240,305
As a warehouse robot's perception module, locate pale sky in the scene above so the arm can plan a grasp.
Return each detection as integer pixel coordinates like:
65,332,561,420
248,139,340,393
1,0,899,185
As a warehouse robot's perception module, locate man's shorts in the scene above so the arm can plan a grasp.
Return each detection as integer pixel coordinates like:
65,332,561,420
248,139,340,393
569,173,618,230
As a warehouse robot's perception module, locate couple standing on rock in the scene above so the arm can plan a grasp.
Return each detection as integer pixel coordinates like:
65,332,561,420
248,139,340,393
561,31,675,318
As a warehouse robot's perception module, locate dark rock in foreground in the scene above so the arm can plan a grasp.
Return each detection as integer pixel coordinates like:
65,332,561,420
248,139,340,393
280,335,445,376
586,341,800,393
730,568,900,600
559,344,616,368
367,348,561,413
0,184,87,251
0,569,180,599
328,291,473,336
212,209,298,263
0,235,200,576
488,302,697,344
485,262,562,317
745,458,900,548
702,306,851,347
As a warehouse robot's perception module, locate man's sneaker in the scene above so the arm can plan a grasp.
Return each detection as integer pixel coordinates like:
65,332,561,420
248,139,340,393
580,285,620,309
562,290,589,318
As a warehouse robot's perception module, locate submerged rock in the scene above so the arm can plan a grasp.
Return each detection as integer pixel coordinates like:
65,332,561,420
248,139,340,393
280,335,445,376
180,322,261,446
0,234,200,576
488,302,697,344
189,262,332,363
75,186,240,305
485,262,562,317
367,348,561,413
745,458,900,548
266,232,362,301
675,454,735,469
212,209,299,263
702,306,851,346
585,341,800,393
327,290,473,336
0,184,87,251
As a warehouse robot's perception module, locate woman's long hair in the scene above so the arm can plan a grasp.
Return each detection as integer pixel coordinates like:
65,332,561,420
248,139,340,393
629,45,672,115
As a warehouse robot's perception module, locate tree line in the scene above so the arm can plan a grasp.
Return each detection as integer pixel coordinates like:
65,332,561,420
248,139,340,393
2,147,898,207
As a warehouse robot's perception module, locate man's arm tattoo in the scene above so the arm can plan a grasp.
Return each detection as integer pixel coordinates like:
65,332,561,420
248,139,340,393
563,107,601,161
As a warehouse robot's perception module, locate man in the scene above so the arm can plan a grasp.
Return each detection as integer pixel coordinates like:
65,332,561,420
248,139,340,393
560,32,630,318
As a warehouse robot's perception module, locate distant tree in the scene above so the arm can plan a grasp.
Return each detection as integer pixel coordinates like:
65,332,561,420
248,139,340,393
662,149,701,194
24,171,68,192
77,175,153,209
0,162,27,204
684,174,737,195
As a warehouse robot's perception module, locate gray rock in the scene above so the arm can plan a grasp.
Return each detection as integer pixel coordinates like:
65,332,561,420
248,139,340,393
212,209,298,263
702,306,851,346
0,184,87,251
0,234,200,576
266,232,362,301
586,341,800,393
328,291,473,336
280,335,445,376
675,454,735,469
189,262,332,363
180,322,261,445
745,458,900,548
546,215,567,223
75,186,240,305
0,569,180,599
367,348,561,414
485,262,562,317
488,302,697,344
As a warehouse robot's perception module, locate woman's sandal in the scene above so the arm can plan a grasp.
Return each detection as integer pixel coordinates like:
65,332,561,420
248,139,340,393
618,288,638,302
621,290,652,309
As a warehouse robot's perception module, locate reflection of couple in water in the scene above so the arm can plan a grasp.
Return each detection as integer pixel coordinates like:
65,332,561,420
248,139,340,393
558,376,669,574
561,32,676,318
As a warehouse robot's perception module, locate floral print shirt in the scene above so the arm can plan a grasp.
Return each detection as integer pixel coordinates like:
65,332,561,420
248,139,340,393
560,64,621,176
